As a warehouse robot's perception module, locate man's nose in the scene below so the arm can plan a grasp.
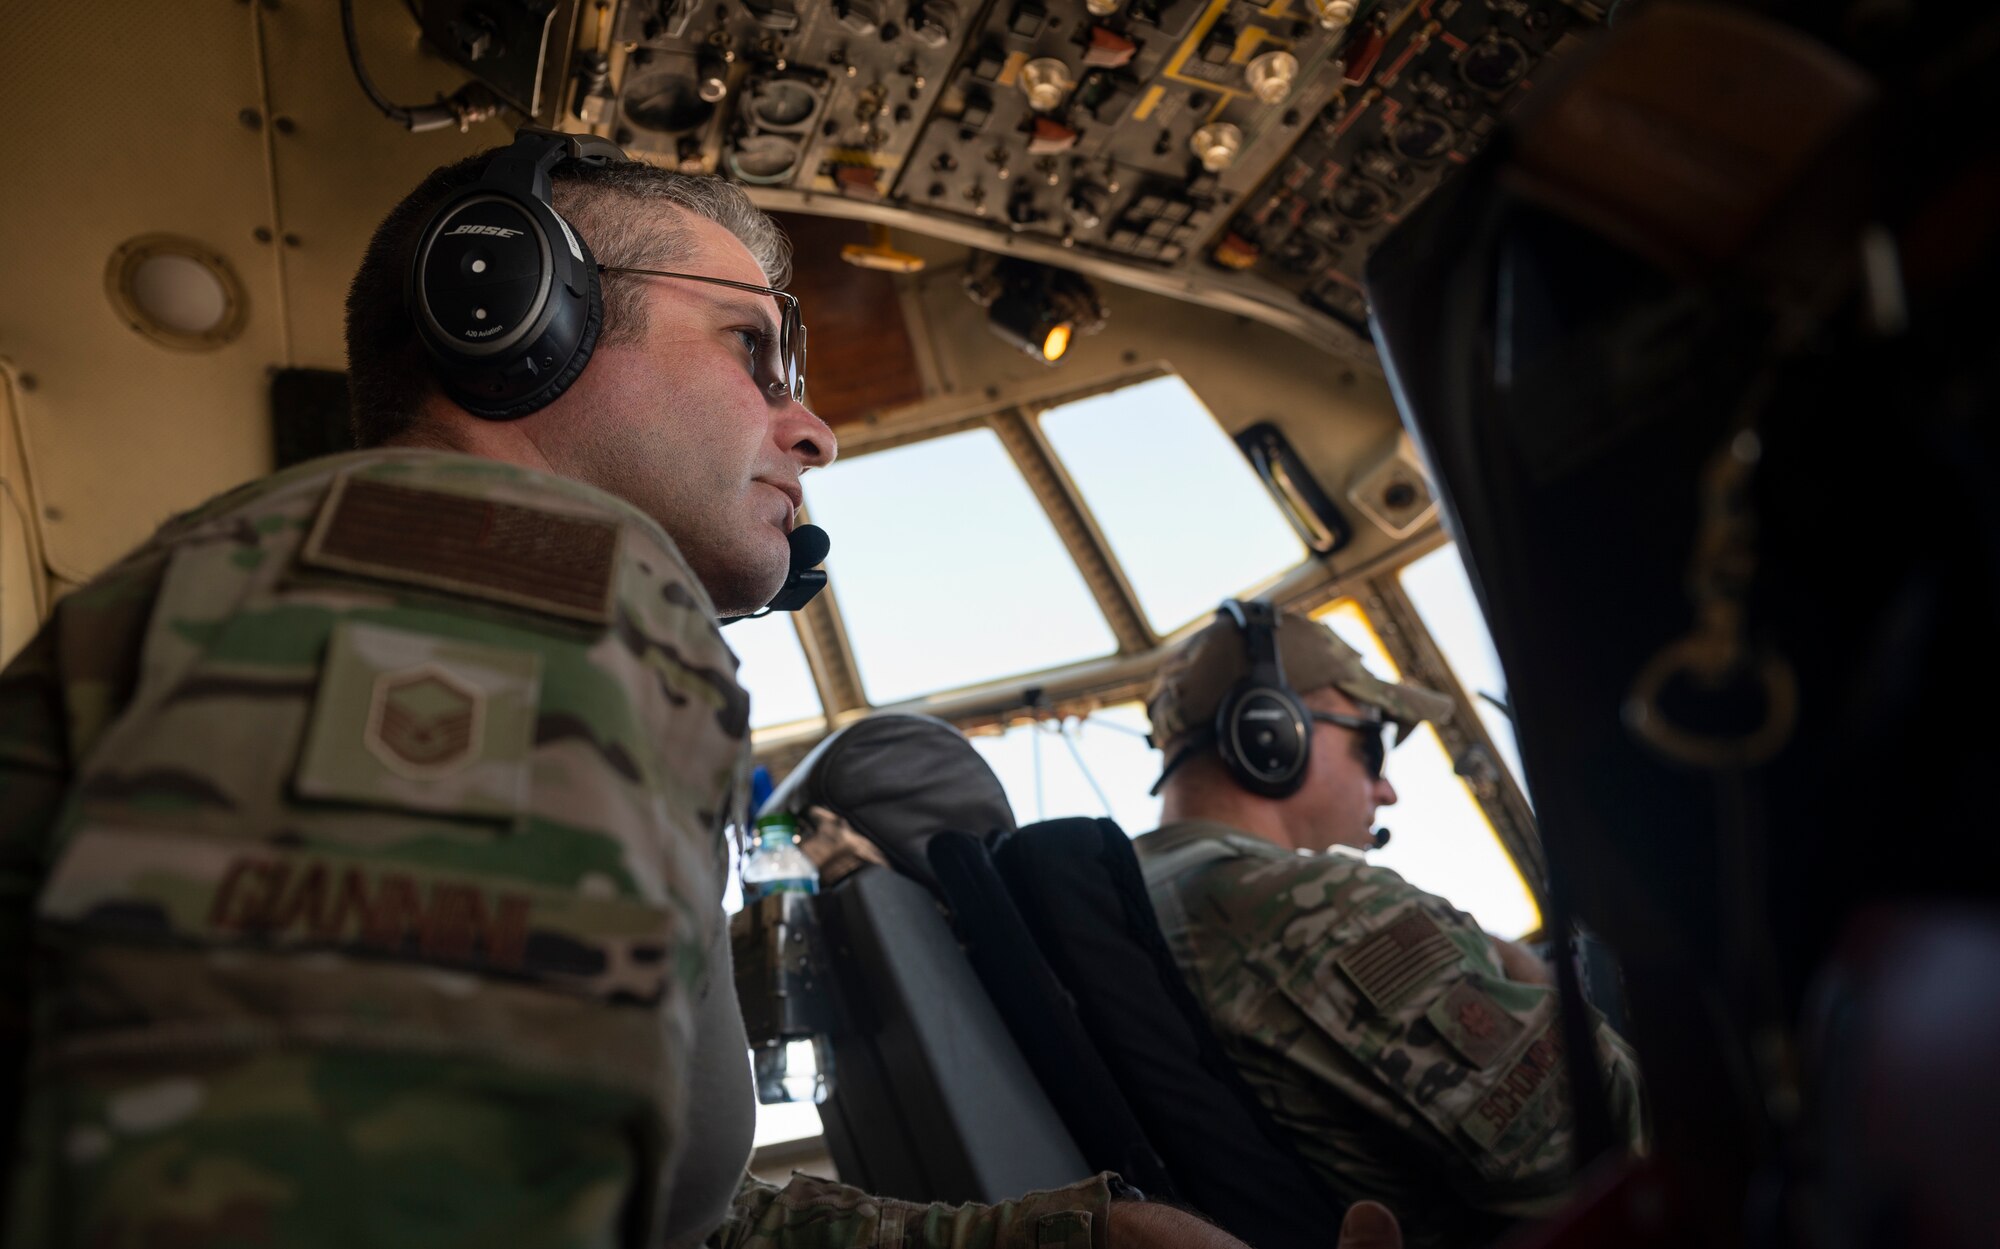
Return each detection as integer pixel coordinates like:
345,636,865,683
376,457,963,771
1372,776,1399,808
778,399,837,469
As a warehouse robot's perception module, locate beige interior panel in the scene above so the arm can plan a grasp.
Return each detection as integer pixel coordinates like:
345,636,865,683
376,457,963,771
259,0,507,370
0,0,284,581
0,369,48,667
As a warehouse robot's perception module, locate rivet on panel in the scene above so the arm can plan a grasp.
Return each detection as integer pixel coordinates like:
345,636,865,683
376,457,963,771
274,116,296,135
16,374,37,393
238,108,263,130
43,507,62,523
254,227,274,243
283,233,302,248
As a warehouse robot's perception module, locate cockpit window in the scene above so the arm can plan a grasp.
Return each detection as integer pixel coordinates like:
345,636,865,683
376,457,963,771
1313,600,1543,939
802,427,1117,704
969,703,1163,833
1398,545,1528,798
732,612,823,732
1036,375,1307,636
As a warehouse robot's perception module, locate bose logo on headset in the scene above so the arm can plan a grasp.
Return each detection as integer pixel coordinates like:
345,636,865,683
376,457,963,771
444,224,525,239
1245,707,1291,720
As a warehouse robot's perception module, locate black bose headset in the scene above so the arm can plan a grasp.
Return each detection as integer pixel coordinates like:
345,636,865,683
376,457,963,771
404,126,828,615
407,126,622,420
1210,599,1318,798
1152,600,1313,798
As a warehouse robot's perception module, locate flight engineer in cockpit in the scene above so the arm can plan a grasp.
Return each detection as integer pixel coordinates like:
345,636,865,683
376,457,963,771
1136,602,1648,1248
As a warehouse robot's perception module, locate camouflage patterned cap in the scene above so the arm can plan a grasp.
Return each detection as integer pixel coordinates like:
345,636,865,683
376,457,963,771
1147,607,1455,749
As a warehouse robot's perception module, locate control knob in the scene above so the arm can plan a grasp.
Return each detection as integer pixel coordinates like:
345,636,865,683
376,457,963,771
1189,122,1243,172
1018,57,1075,111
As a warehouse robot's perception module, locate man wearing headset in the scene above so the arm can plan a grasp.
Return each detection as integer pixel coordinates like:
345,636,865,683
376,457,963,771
1136,603,1645,1249
0,133,1405,1249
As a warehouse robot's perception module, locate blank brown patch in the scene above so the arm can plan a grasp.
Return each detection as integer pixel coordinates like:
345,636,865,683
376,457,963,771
302,474,619,624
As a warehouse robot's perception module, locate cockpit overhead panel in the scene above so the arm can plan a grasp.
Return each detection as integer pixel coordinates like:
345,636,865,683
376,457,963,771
535,0,1601,353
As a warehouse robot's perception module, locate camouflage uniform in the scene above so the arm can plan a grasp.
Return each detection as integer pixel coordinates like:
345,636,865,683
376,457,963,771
1138,611,1645,1248
0,449,1115,1249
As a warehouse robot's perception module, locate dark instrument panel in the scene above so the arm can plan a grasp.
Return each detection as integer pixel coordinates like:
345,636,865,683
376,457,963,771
540,0,1598,352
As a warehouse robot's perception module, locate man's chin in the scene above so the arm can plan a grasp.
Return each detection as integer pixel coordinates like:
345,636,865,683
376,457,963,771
701,542,791,619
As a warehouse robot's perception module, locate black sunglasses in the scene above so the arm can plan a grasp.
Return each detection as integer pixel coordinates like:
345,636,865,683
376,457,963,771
1312,710,1392,780
597,265,808,404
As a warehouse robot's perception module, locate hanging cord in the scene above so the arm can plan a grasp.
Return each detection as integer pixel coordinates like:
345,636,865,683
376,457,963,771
340,0,503,132
1055,717,1117,819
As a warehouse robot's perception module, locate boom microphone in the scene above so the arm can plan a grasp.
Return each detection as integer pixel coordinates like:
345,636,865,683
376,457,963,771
718,524,830,624
763,523,829,613
787,523,830,574
1370,827,1391,849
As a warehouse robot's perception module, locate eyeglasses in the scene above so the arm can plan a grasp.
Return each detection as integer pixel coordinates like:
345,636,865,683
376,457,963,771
597,265,808,404
1312,710,1392,780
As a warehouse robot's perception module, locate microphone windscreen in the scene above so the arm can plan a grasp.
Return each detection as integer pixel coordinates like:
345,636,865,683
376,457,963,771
788,524,830,573
1371,827,1391,849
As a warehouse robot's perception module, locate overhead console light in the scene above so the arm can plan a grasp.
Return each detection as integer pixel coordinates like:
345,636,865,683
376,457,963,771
964,255,1106,364
105,235,247,352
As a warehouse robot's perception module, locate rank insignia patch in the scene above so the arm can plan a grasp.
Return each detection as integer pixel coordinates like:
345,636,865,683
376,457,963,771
297,621,540,822
1428,978,1526,1069
367,666,482,777
1336,908,1461,1011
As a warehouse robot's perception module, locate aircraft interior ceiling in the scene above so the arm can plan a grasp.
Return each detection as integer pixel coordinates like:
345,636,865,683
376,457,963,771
0,0,1556,868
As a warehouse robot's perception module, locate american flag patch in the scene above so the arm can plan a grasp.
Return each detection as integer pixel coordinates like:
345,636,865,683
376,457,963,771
1335,908,1460,1010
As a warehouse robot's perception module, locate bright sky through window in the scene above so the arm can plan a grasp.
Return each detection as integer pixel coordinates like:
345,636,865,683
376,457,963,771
1399,546,1527,797
729,612,822,731
970,703,1163,834
1038,376,1307,636
1313,601,1542,938
802,428,1116,705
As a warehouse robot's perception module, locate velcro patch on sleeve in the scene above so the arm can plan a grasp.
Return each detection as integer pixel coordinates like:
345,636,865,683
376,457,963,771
1427,977,1527,1069
1035,1212,1094,1249
296,621,539,823
1460,1023,1569,1157
37,826,680,1003
1335,907,1460,1011
301,473,621,625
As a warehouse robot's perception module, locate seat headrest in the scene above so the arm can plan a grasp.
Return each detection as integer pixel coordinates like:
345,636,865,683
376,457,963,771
763,713,1017,891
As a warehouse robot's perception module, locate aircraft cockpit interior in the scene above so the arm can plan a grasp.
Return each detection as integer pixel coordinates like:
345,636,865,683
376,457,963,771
2,0,1993,1245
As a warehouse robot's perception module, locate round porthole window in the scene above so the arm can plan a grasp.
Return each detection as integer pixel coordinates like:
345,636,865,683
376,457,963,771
105,235,247,351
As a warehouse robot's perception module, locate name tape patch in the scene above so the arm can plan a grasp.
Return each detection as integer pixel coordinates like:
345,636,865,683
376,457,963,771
40,827,676,1002
1461,1023,1568,1156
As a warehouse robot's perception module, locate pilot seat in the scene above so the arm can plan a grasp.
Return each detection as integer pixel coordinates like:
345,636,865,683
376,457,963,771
754,713,1347,1248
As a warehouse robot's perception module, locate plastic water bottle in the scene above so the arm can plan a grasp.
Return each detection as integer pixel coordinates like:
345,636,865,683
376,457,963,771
740,810,817,904
741,809,833,1102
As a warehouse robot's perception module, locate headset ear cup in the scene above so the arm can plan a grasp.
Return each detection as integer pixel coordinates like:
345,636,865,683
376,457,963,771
1216,682,1313,799
497,261,602,419
453,249,603,421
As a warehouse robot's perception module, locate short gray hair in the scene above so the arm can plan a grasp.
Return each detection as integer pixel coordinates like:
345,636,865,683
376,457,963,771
552,161,792,348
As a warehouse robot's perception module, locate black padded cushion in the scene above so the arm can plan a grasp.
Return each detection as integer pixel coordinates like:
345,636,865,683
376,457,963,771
764,713,1015,892
992,817,1348,1249
927,832,1175,1198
